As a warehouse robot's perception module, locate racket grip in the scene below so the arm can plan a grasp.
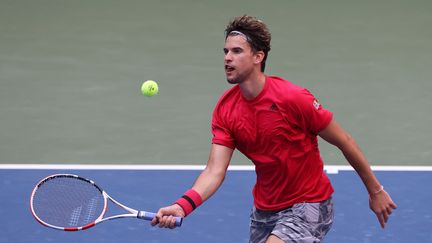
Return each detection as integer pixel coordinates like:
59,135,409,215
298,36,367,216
138,211,183,227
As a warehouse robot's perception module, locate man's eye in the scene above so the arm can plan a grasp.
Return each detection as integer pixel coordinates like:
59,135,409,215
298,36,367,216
233,48,242,54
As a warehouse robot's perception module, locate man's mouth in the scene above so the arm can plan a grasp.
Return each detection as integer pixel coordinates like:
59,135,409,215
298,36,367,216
225,65,235,73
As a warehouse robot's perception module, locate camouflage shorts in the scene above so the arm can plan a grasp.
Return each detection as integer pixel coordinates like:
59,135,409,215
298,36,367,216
249,197,334,243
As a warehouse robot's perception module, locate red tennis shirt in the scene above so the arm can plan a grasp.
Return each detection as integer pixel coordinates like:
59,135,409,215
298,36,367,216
211,76,334,211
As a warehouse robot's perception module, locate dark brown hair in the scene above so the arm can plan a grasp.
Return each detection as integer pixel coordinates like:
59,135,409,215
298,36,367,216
225,15,271,72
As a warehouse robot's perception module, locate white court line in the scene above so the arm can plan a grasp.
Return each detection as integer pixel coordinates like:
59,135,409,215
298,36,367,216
0,164,209,171
0,164,432,174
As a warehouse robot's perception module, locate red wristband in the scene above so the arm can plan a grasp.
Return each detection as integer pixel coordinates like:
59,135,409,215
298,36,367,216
175,189,203,216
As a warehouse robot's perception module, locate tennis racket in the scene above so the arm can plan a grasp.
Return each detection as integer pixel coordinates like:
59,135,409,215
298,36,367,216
30,174,183,231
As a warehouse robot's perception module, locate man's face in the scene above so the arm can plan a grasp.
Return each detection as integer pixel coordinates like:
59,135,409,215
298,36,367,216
223,35,256,84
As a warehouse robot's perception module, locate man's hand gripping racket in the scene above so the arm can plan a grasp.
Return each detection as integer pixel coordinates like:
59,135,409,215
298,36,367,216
30,174,183,231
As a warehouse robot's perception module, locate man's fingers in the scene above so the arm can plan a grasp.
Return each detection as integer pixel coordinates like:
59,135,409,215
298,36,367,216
150,217,159,226
151,211,162,226
158,215,167,228
155,213,168,228
377,213,386,228
386,207,393,216
168,216,177,229
376,208,391,229
370,190,397,229
382,211,389,224
150,205,184,228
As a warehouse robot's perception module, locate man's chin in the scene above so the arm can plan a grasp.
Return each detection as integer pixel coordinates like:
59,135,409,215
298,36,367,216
226,76,239,84
227,79,237,84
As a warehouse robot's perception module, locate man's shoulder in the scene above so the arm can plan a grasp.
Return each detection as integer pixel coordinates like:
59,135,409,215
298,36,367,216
220,84,240,99
214,85,241,111
268,76,306,98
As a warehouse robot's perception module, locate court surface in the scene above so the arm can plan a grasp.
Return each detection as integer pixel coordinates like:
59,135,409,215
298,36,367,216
1,165,431,243
1,0,431,165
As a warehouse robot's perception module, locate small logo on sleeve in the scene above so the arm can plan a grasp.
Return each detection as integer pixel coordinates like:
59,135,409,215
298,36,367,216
313,99,321,110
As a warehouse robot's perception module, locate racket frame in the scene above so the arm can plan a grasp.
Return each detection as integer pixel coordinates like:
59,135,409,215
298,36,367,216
30,174,181,231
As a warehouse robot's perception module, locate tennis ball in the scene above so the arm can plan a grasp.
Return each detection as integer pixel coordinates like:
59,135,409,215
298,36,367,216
141,80,159,97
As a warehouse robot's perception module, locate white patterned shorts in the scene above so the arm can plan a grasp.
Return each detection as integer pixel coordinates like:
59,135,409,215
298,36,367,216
249,197,334,243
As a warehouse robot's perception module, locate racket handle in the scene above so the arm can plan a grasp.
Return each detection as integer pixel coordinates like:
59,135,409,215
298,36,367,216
138,211,183,227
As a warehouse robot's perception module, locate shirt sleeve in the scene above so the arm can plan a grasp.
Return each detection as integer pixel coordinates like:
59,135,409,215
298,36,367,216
293,89,333,135
211,105,236,149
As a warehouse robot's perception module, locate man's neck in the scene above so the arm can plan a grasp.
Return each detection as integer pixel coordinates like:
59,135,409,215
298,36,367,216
238,72,266,100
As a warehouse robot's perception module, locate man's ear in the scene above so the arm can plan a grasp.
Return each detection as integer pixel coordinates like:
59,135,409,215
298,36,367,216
254,51,265,65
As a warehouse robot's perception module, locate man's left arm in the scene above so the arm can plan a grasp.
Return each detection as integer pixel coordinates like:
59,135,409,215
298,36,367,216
319,119,397,228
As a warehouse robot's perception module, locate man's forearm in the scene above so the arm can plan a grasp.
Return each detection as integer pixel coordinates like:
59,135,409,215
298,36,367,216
192,166,227,201
339,135,382,194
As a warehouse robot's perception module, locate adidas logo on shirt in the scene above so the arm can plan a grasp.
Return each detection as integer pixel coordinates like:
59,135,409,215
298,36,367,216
270,103,278,111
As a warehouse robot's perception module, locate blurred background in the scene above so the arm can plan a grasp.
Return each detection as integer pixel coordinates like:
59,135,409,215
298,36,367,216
1,0,431,166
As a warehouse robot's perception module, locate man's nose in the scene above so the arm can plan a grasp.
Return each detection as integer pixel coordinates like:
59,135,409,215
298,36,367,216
224,52,232,62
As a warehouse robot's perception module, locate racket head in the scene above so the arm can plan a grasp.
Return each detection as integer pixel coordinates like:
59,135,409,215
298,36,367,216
30,174,107,231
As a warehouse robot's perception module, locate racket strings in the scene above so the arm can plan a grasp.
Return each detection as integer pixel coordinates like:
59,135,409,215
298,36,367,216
32,176,105,228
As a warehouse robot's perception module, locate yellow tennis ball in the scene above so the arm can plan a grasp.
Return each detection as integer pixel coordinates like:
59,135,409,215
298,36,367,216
141,80,159,97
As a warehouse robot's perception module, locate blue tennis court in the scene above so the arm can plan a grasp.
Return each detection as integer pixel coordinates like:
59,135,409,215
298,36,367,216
1,166,431,243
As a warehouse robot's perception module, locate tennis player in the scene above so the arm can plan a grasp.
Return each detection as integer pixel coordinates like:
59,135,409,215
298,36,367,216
152,15,397,242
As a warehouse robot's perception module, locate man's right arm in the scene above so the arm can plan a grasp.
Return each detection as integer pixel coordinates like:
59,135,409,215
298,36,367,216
151,144,234,228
